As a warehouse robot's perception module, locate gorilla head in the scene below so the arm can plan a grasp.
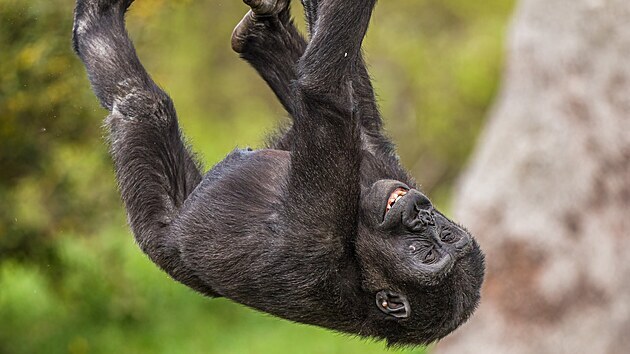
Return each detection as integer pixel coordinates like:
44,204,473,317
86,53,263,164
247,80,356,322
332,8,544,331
357,179,485,345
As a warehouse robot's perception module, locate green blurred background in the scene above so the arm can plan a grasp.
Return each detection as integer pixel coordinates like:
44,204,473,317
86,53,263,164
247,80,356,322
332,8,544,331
0,0,514,353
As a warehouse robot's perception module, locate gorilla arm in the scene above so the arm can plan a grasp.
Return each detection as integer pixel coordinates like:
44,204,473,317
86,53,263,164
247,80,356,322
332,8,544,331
73,0,369,325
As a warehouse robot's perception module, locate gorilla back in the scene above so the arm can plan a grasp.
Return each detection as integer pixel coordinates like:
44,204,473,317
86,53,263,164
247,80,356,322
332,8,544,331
73,0,484,346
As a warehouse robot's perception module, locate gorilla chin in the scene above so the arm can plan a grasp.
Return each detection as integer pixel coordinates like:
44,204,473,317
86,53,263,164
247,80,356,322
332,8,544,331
357,179,485,345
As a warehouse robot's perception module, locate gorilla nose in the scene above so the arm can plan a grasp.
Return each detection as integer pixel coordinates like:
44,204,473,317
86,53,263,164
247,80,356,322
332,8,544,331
402,190,435,231
417,210,435,226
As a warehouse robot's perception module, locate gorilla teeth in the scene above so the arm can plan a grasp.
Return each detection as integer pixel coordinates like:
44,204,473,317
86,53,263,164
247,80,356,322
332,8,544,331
386,189,408,212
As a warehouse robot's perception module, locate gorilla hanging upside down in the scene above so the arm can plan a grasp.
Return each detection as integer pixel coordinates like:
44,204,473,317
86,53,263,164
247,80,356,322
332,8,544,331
73,0,484,345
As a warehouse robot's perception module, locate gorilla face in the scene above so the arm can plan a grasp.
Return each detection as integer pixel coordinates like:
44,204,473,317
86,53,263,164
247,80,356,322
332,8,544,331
357,179,485,344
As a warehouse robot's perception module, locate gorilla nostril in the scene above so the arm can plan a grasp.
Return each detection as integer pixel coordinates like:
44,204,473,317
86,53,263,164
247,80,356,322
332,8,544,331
417,210,435,226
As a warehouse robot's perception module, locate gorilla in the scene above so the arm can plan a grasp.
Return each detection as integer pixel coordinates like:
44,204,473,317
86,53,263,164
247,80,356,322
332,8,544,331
73,0,484,346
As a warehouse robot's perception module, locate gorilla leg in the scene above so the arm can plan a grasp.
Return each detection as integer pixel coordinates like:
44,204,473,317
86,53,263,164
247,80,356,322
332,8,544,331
233,0,381,130
232,0,304,116
72,0,216,295
233,0,411,183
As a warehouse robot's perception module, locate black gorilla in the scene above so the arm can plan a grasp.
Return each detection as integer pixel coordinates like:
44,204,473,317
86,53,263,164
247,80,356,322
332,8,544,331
73,0,484,346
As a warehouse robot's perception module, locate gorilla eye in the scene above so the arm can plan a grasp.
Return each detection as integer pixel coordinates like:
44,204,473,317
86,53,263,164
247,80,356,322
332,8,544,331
423,248,439,264
440,229,457,243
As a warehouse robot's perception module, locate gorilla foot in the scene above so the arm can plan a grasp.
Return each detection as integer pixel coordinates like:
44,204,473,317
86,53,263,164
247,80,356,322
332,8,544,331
74,0,134,18
245,0,288,16
73,0,135,55
231,0,289,53
231,11,255,53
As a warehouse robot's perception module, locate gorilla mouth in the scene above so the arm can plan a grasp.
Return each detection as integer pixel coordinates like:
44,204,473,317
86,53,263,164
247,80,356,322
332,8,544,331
386,188,408,214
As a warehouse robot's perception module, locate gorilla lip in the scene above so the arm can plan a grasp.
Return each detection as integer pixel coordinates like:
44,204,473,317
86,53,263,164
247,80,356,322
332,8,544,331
386,188,408,214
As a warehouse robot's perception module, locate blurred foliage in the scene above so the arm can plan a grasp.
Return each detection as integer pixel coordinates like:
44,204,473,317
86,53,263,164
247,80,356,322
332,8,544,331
368,0,514,200
0,0,117,264
0,0,513,353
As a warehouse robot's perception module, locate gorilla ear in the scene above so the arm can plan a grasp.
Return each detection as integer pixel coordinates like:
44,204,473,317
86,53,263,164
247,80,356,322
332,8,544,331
376,290,410,319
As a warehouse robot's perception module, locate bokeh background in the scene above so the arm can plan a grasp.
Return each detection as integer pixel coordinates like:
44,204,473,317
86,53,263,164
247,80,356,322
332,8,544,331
11,0,628,353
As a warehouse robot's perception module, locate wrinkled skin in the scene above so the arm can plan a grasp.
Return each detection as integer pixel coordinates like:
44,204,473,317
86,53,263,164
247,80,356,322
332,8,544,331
73,0,484,346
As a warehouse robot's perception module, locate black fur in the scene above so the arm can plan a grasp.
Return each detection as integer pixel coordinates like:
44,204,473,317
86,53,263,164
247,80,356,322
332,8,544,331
73,0,484,346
